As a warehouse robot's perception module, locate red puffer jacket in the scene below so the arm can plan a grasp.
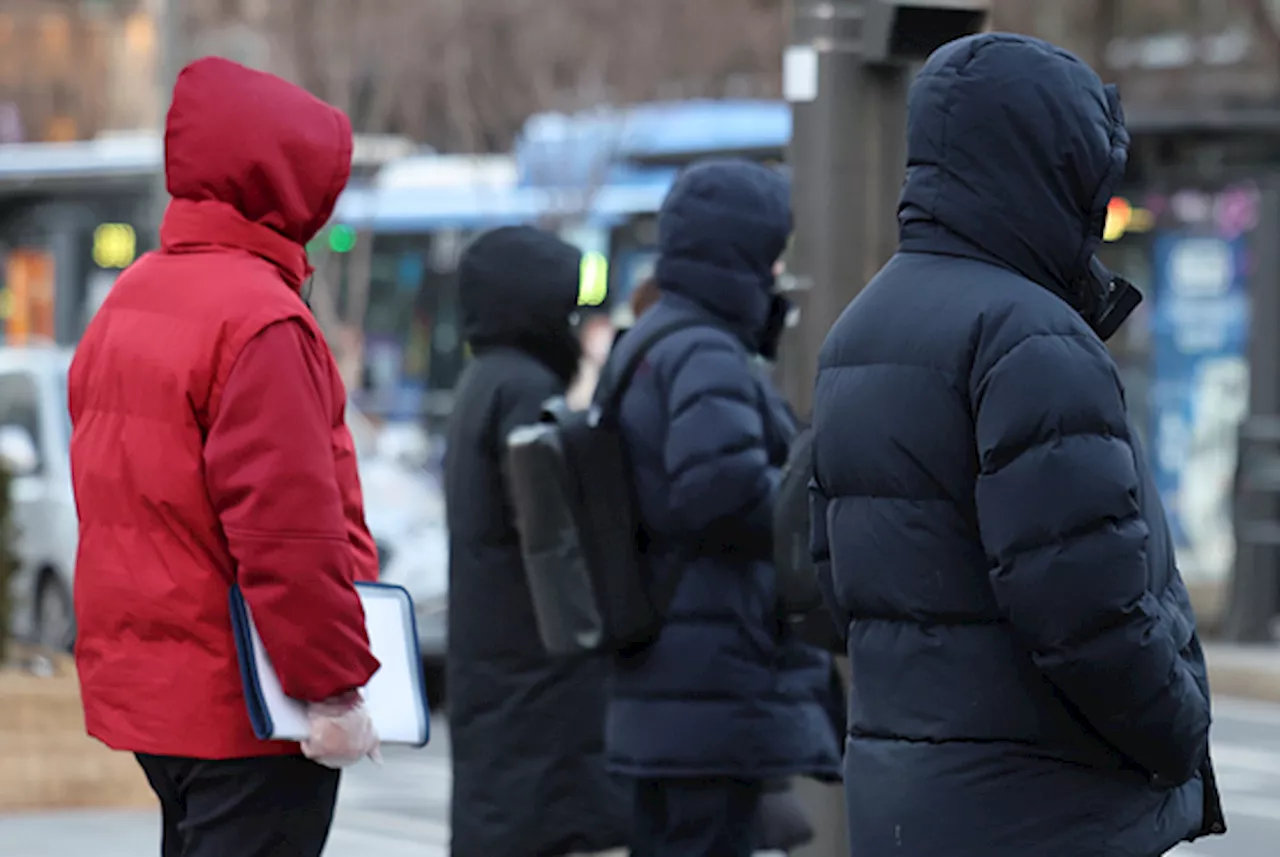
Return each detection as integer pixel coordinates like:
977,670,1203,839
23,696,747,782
69,57,379,760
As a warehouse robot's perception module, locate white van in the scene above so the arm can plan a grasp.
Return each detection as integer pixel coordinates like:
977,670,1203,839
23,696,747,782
0,346,77,650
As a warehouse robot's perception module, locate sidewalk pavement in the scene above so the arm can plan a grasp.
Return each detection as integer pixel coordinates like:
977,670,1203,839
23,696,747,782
3,650,1280,856
0,740,454,857
1205,643,1280,704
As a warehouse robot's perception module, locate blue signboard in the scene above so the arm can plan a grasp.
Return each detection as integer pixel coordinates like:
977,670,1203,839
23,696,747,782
1149,232,1250,583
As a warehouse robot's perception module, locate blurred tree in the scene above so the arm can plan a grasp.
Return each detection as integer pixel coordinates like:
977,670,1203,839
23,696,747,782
177,0,787,152
175,0,1161,153
0,0,139,142
990,0,1112,66
4,0,1276,146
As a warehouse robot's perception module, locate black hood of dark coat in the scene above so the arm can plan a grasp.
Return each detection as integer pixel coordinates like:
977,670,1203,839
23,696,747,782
897,33,1132,327
459,225,582,382
654,158,791,347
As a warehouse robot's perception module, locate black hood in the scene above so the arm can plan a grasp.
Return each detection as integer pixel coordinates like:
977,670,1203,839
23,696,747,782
459,225,582,381
898,34,1133,329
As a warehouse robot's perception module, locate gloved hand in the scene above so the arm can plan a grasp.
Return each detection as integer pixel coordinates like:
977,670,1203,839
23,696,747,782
300,691,380,768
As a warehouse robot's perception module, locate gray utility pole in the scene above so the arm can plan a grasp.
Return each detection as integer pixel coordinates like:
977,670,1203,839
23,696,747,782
778,0,989,420
152,0,183,241
778,3,988,856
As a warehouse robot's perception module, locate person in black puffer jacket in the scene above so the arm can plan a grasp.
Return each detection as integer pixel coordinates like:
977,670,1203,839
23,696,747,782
811,33,1224,857
610,159,843,857
624,261,825,857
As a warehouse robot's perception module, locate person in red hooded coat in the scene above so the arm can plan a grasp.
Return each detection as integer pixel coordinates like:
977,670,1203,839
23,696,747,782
68,57,381,857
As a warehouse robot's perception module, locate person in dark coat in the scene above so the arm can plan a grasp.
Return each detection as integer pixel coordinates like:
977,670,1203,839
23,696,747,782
444,226,630,857
811,33,1224,857
626,264,819,857
608,158,844,857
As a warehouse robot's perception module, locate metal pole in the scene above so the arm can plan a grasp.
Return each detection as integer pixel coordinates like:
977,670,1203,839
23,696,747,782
151,0,182,241
780,3,912,854
779,0,908,422
779,0,996,852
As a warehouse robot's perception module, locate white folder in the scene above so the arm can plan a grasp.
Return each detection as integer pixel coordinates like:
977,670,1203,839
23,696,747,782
229,581,431,747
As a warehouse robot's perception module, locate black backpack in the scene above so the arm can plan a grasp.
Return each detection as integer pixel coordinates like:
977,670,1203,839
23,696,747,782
505,319,699,656
773,424,847,653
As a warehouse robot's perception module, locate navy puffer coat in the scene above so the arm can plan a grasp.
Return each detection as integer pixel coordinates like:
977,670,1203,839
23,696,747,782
606,159,844,780
811,34,1222,857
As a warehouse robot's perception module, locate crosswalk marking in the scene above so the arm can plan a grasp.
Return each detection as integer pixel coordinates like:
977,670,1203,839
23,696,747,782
1209,740,1280,774
1213,696,1280,728
1219,794,1280,822
335,806,451,844
326,826,447,857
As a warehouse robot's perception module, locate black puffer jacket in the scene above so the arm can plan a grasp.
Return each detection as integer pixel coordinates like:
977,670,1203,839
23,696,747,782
444,226,629,856
607,161,843,781
811,34,1223,857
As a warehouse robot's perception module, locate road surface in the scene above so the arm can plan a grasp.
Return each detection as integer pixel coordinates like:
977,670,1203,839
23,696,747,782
2,698,1279,856
1169,696,1280,857
0,720,453,857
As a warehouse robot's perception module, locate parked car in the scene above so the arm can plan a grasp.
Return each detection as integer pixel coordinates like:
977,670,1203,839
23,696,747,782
0,346,77,651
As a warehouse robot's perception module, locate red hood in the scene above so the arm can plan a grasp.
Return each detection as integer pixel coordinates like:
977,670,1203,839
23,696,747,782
164,57,352,247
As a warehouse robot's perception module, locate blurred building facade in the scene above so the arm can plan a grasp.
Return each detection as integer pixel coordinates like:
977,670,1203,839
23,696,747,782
0,0,158,142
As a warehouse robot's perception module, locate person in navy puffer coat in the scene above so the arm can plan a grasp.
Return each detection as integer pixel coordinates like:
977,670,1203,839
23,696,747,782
608,158,844,857
811,34,1226,857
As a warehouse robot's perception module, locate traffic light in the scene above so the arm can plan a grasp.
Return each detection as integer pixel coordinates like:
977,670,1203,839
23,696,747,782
1103,196,1155,242
328,224,358,253
92,223,137,269
578,250,609,306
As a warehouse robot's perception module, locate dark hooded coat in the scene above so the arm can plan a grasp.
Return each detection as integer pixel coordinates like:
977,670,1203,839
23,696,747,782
444,226,630,856
606,159,844,780
811,34,1223,857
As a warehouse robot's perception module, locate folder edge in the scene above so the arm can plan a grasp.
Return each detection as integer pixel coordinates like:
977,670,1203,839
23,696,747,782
228,581,433,748
358,581,433,748
228,583,278,741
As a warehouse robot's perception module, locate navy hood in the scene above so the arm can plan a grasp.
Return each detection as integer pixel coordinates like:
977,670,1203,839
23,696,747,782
655,158,790,343
899,33,1130,305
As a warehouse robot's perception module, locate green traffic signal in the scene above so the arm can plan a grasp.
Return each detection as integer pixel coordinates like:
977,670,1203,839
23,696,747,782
328,224,358,253
578,251,608,306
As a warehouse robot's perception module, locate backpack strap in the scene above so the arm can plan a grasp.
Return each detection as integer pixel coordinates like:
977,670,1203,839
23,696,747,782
591,317,707,624
594,318,704,419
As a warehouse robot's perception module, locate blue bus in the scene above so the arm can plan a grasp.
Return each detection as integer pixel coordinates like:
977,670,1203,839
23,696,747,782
513,99,791,314
325,101,792,421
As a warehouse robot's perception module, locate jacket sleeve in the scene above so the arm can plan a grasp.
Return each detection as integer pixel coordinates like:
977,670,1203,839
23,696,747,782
663,339,777,545
803,483,848,652
973,331,1210,785
335,418,380,583
204,319,380,702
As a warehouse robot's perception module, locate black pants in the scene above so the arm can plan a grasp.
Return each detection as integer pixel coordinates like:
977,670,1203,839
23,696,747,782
136,754,340,857
631,777,763,857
